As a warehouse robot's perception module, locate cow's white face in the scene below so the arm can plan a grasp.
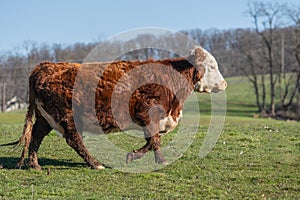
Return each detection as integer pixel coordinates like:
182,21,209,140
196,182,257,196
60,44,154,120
191,46,227,93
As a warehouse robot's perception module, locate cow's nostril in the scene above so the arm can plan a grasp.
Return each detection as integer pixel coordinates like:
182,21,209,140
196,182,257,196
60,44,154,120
223,80,227,87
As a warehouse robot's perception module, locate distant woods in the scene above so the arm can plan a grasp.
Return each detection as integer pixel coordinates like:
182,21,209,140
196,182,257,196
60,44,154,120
0,1,299,120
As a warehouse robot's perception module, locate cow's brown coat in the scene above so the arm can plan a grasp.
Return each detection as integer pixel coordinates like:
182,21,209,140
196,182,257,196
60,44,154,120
11,54,207,169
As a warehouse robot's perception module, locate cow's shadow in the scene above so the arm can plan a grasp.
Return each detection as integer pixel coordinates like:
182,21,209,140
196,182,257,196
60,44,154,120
0,157,86,170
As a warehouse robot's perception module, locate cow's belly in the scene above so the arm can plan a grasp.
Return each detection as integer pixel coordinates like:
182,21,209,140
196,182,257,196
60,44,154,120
36,97,182,136
159,110,182,135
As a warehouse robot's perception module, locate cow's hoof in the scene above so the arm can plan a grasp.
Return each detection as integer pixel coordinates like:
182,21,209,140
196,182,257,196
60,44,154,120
34,165,42,170
27,160,42,170
154,150,168,165
16,163,23,169
94,165,105,170
161,160,169,165
28,163,42,170
126,153,134,164
155,159,169,165
90,164,105,170
126,151,145,164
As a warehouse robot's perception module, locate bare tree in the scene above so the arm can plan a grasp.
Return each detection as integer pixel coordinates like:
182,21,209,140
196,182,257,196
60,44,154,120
247,1,287,116
286,6,300,118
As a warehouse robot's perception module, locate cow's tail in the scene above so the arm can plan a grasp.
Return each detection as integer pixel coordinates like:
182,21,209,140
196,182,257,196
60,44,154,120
1,78,35,168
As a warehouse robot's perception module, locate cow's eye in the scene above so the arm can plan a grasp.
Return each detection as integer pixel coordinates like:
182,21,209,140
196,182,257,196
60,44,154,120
211,65,216,69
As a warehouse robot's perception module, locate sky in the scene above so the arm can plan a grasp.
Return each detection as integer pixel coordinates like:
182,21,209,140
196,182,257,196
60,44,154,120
0,0,299,52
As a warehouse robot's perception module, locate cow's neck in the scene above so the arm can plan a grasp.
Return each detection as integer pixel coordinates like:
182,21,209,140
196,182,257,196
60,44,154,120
167,58,198,87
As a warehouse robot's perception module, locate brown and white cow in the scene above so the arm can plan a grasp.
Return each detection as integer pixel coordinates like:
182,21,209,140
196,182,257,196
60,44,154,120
5,46,227,169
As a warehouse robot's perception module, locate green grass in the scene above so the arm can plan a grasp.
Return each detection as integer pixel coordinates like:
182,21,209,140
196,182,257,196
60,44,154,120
0,77,299,199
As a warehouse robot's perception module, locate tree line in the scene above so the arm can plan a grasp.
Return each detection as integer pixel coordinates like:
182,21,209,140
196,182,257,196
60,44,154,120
0,1,299,120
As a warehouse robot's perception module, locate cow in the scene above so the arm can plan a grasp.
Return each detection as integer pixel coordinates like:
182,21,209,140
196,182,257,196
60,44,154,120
3,46,227,170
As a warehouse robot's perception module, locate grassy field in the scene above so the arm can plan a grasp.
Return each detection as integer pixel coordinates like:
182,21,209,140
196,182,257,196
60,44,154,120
0,77,299,199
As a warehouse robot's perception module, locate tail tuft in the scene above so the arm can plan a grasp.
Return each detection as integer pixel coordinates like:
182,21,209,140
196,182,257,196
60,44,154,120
16,99,35,168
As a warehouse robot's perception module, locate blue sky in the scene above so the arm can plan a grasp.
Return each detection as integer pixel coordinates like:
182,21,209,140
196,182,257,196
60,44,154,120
0,0,299,52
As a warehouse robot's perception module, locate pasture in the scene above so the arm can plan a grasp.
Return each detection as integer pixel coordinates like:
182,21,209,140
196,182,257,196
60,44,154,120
0,77,299,199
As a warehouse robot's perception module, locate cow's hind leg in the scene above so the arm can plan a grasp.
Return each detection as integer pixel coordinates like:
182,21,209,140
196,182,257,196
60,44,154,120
26,116,52,170
64,124,104,169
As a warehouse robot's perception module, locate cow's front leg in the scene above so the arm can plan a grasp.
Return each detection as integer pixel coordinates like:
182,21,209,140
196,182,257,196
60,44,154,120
126,137,151,164
151,134,167,165
126,133,167,165
126,106,168,165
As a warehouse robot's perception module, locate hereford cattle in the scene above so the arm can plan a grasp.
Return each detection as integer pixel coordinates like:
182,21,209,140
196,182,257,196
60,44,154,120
4,46,227,169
